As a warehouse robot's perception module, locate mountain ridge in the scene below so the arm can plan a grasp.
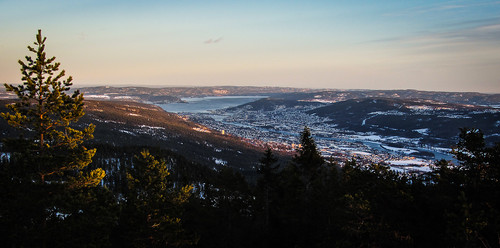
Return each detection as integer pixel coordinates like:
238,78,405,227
0,99,266,172
72,86,500,106
308,97,500,146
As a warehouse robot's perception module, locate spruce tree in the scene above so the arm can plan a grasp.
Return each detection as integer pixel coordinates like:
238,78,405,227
256,147,280,234
258,147,280,185
120,150,194,247
293,126,324,177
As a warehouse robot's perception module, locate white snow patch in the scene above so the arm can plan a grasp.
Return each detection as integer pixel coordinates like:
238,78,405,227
381,145,418,154
114,96,137,99
386,159,429,166
85,94,110,99
408,105,434,111
213,158,227,166
351,151,371,156
119,129,136,136
304,99,337,104
388,158,434,173
354,135,383,141
434,147,452,153
486,133,500,137
414,128,430,135
139,125,165,130
438,114,471,119
361,117,370,126
193,127,211,133
368,111,405,116
390,165,433,173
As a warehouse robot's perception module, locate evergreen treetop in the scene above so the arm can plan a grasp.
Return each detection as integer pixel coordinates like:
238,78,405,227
258,147,280,180
293,126,324,173
124,150,195,247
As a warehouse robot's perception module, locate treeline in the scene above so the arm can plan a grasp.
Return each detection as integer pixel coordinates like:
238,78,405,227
182,127,500,248
2,125,500,247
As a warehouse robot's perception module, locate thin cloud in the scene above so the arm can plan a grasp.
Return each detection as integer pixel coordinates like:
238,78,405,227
384,1,500,17
204,37,223,44
477,23,500,31
449,17,500,28
366,20,500,50
437,5,465,10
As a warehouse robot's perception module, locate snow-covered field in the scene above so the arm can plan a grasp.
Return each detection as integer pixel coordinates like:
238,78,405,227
387,159,434,174
381,145,418,155
386,159,428,166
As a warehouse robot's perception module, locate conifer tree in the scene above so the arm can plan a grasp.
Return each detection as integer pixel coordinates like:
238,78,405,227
445,128,500,246
120,150,194,247
0,29,109,247
293,126,324,178
1,29,103,187
258,147,280,185
256,147,280,233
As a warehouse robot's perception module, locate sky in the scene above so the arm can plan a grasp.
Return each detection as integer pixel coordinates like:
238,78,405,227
1,0,500,93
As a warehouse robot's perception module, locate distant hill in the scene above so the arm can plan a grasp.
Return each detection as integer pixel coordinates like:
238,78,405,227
226,97,325,111
308,98,500,146
278,90,500,106
0,100,265,172
3,86,500,106
77,86,315,103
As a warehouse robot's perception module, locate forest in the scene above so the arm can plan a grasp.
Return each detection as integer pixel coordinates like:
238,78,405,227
1,30,500,248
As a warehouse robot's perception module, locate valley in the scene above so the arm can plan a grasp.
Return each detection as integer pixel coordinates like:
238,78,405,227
2,86,499,174
177,97,464,173
79,87,500,173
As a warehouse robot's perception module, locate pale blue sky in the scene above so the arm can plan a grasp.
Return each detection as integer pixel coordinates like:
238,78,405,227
1,0,500,92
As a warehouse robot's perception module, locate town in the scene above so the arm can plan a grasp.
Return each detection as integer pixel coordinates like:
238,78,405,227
182,101,445,174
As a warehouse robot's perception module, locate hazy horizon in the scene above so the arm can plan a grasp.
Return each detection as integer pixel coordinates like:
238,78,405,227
70,83,500,94
1,1,500,93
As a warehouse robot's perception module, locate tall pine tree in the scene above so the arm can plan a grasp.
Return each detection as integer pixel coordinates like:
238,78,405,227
1,29,103,186
0,30,108,247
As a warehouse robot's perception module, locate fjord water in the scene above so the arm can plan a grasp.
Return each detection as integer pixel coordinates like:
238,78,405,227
158,96,266,113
